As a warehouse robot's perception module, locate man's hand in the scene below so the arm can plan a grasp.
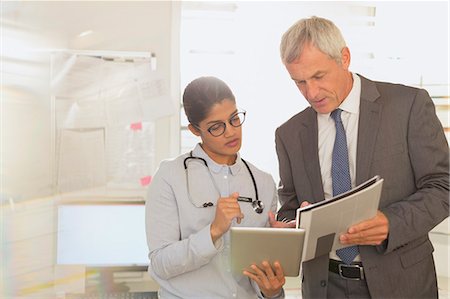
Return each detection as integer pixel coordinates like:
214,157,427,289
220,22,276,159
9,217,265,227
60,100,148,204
340,210,389,246
243,261,285,298
210,192,244,243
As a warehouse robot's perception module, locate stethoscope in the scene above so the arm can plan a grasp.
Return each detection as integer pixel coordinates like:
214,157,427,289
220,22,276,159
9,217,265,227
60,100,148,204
183,151,264,214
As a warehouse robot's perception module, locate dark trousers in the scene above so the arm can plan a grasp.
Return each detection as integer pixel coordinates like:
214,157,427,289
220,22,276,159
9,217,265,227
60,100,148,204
326,271,371,299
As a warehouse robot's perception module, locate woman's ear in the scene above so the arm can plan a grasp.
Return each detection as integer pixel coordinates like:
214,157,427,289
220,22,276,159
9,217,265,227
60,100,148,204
188,124,201,136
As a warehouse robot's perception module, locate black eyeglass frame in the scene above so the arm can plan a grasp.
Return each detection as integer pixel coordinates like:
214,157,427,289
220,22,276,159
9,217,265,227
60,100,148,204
193,110,246,137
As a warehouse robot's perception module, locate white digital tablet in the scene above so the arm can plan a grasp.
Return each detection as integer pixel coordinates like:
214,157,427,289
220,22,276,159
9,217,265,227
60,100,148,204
230,227,305,277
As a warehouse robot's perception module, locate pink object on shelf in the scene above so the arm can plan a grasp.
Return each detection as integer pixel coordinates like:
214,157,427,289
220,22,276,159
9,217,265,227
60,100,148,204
140,176,152,186
130,122,143,131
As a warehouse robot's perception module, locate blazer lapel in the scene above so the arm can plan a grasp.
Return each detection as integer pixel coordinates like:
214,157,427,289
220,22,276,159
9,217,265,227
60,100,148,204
356,75,382,185
299,108,324,202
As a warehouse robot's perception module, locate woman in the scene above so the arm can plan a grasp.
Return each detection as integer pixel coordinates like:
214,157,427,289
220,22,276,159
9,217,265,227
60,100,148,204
145,76,286,298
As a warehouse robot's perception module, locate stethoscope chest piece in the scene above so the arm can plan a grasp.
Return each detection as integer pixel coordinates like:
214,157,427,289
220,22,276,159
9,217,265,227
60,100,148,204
252,200,264,214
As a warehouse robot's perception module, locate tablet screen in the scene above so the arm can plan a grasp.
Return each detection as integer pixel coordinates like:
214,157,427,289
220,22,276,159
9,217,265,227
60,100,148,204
230,227,305,277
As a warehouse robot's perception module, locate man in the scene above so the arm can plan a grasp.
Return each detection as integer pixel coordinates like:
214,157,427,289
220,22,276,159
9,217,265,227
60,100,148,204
275,16,449,298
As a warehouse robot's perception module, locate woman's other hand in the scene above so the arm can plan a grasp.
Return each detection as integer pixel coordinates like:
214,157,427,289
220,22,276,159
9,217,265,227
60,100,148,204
243,261,285,298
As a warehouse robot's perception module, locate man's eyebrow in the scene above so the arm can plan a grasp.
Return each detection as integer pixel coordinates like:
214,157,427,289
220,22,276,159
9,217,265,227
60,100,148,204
292,70,326,82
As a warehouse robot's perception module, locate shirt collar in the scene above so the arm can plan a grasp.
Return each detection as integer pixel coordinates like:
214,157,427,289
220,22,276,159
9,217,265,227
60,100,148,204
192,143,243,175
319,72,361,120
339,72,361,115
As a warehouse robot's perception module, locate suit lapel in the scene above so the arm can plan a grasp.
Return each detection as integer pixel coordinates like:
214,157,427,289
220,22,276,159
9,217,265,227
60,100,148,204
356,76,382,185
299,108,324,202
295,75,381,200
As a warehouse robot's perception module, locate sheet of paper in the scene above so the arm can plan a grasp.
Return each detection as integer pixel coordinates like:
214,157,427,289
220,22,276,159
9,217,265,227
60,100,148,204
105,122,155,188
56,96,106,129
57,128,106,193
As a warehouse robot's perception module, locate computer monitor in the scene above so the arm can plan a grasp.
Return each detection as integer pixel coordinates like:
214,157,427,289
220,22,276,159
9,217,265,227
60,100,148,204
56,200,149,292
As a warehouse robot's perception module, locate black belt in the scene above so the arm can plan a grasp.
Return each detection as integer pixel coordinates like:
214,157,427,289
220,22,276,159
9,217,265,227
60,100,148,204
329,259,365,280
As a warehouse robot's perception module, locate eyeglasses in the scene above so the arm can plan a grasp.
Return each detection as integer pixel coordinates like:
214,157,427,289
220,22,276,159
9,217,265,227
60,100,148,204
195,111,246,137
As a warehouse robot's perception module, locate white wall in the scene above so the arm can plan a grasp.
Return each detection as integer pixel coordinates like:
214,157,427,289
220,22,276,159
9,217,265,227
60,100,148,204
1,1,179,202
1,22,62,201
1,2,177,297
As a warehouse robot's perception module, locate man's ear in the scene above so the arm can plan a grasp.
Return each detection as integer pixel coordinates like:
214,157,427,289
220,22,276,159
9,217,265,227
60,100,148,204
188,124,201,136
341,47,351,69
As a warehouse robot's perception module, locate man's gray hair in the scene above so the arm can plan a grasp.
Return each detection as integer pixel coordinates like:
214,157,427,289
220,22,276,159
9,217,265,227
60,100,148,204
280,16,347,65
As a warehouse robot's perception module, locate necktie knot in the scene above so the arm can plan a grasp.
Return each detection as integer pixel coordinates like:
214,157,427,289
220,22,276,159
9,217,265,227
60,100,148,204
331,109,343,123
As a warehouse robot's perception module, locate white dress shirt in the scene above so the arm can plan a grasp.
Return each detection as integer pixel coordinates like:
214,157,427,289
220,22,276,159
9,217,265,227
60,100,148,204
146,144,283,298
317,73,361,261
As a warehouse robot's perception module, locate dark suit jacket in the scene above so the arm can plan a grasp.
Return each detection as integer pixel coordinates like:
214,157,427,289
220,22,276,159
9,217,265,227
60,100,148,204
275,75,449,298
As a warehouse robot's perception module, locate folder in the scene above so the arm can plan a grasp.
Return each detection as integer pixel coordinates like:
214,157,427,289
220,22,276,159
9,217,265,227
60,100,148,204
296,175,383,262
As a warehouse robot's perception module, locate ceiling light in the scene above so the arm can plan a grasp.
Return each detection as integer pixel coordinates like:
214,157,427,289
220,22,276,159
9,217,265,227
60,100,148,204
78,30,93,38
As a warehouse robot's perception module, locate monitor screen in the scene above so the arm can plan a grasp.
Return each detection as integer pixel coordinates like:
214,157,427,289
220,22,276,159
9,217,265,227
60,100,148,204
56,201,148,269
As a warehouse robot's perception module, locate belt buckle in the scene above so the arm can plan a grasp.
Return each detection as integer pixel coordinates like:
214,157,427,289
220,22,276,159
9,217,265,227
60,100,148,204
338,263,364,280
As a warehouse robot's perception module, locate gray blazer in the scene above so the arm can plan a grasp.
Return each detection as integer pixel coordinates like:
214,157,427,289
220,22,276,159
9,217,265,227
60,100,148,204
275,75,449,298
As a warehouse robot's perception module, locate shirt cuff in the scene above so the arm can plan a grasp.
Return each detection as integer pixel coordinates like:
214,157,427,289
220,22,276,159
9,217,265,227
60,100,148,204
212,234,223,249
262,289,285,299
189,224,223,260
206,223,224,251
251,279,285,299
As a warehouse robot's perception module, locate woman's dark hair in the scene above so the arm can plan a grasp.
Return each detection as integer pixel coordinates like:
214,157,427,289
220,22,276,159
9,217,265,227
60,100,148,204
182,76,235,126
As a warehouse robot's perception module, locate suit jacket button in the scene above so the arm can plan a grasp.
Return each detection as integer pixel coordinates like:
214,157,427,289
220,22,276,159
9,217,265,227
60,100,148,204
320,280,327,287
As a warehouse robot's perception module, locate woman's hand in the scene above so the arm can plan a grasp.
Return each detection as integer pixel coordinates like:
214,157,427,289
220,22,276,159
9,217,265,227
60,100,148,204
267,201,311,229
268,211,296,228
210,192,244,242
243,261,285,298
300,201,311,208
